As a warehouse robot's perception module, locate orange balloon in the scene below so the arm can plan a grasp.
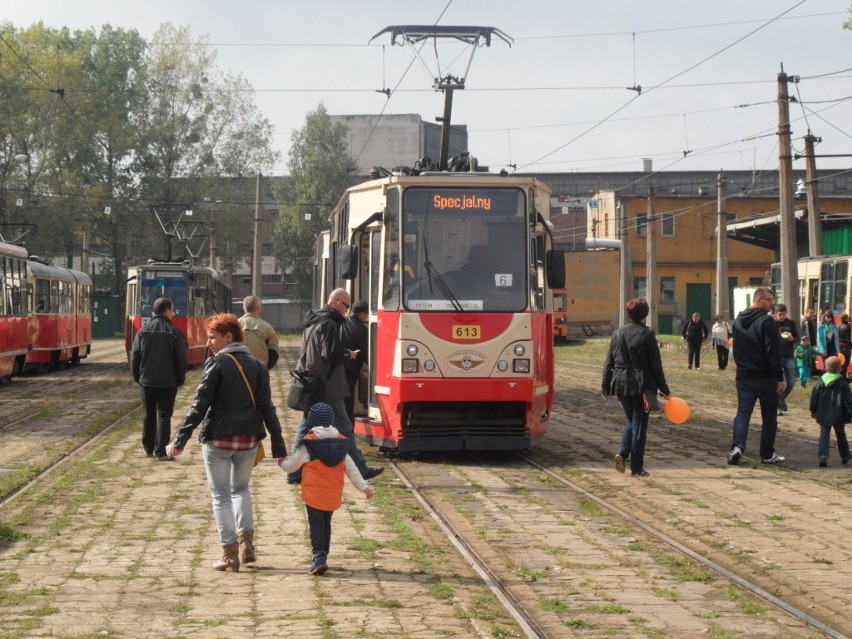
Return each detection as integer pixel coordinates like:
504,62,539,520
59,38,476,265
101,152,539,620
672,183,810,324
840,353,847,366
665,396,690,424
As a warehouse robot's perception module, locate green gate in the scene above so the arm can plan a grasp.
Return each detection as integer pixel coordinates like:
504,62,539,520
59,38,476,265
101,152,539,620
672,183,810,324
92,295,118,338
686,283,712,325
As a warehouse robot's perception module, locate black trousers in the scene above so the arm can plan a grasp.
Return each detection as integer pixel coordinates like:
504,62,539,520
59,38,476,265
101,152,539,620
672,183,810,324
140,386,178,456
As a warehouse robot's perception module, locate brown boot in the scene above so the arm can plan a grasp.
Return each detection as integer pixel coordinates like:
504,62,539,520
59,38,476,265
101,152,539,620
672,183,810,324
238,529,256,564
212,542,240,572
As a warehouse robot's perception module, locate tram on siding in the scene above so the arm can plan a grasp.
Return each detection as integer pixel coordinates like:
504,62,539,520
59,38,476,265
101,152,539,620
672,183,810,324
124,262,232,366
0,241,31,382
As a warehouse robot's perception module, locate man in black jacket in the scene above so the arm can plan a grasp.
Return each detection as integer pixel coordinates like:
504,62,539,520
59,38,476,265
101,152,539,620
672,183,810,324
728,287,786,465
340,300,369,423
131,298,188,460
774,303,799,415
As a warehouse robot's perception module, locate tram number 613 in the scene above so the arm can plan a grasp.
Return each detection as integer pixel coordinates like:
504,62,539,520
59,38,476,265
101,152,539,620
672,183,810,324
453,325,481,339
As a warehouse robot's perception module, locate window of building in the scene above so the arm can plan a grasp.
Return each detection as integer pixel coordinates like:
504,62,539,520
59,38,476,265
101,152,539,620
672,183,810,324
660,277,675,304
636,214,647,237
726,212,737,225
748,277,764,286
634,276,647,298
661,212,674,236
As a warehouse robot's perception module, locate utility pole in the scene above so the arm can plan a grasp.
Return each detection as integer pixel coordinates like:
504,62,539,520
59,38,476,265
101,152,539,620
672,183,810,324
82,230,90,275
715,172,729,320
616,201,630,326
804,130,823,257
777,65,800,322
251,173,263,297
646,185,658,333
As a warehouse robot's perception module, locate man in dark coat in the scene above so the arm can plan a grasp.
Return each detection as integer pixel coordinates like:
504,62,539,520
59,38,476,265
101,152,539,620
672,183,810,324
728,287,786,465
682,312,708,370
131,297,188,459
288,289,383,483
340,300,369,423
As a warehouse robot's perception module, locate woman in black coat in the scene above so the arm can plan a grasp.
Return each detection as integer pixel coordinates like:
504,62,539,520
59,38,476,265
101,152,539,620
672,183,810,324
602,298,672,477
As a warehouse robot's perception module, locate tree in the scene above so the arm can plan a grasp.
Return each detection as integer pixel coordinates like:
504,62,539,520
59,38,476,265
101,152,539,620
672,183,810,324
271,104,357,301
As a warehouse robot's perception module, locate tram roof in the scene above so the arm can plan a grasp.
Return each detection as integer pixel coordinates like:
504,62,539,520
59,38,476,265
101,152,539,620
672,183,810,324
0,241,28,260
27,259,92,285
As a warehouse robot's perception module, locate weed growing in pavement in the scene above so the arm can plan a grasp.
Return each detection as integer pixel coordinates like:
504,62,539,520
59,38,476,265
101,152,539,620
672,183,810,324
348,536,381,557
429,581,455,600
490,623,513,637
540,597,569,614
577,497,606,517
563,617,591,629
657,553,713,582
510,563,546,582
766,514,784,521
707,625,736,639
723,588,765,615
653,587,679,601
589,602,630,614
813,556,834,564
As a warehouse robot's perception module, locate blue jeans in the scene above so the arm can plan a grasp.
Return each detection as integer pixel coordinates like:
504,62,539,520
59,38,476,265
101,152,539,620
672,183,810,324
288,397,369,481
779,358,796,408
306,505,333,559
731,379,779,460
617,394,650,474
202,444,257,545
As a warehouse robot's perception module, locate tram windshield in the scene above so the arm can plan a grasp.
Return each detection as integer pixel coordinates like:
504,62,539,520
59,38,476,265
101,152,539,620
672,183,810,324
400,187,528,312
138,270,188,317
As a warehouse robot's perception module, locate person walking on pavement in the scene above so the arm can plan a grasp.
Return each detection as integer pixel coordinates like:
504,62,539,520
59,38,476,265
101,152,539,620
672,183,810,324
167,313,287,572
238,295,280,368
728,287,786,466
340,300,368,423
774,303,799,415
711,314,732,370
837,313,851,377
288,289,383,484
131,297,188,460
682,312,708,370
279,402,374,576
602,297,671,477
818,310,840,364
809,355,852,467
801,307,819,376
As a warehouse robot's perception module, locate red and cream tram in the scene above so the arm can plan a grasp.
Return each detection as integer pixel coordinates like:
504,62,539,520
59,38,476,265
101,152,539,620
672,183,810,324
317,172,565,452
124,262,232,366
0,241,32,382
25,258,92,372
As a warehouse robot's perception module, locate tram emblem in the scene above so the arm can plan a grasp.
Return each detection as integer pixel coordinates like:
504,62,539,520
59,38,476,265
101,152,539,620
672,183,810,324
447,350,486,373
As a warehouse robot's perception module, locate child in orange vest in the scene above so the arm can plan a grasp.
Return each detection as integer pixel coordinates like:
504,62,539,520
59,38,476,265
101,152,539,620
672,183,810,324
278,402,374,575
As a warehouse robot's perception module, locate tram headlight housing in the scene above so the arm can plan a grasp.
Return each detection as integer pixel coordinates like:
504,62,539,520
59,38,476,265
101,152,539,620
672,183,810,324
424,360,436,372
406,344,419,356
402,358,419,373
497,360,509,372
514,344,526,356
513,359,530,373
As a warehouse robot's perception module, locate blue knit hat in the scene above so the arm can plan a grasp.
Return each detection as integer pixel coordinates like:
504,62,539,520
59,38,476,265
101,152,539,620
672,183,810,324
306,402,335,429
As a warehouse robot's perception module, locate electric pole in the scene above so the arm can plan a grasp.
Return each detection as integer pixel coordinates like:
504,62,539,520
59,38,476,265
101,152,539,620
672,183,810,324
777,65,800,322
715,172,729,320
646,185,658,333
804,131,823,257
252,173,263,297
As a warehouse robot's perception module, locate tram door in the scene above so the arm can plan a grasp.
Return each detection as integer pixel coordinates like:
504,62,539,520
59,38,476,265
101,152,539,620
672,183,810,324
354,230,381,419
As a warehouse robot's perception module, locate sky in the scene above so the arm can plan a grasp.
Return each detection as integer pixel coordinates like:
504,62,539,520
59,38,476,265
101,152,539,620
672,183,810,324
4,0,852,177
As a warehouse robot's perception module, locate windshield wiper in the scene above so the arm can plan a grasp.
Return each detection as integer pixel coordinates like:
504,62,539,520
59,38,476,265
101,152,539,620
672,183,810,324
423,260,463,312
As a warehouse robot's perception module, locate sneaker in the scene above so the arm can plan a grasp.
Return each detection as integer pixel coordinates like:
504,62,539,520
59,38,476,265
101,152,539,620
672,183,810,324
631,469,650,477
761,453,785,464
842,457,850,465
309,555,328,576
362,467,385,480
142,447,153,458
776,409,784,416
696,367,701,370
728,446,742,465
156,454,175,462
819,457,828,467
614,454,625,474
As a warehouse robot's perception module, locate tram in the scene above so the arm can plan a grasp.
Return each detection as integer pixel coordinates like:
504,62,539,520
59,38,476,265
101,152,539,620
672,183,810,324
0,241,31,382
772,255,852,315
315,170,566,452
25,258,92,373
124,262,232,365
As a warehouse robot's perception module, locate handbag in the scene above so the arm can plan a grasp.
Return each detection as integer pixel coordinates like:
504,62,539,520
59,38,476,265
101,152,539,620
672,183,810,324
286,369,324,413
224,353,266,467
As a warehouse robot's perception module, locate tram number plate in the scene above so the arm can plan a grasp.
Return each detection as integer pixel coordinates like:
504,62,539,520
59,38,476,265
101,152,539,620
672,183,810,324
452,324,481,339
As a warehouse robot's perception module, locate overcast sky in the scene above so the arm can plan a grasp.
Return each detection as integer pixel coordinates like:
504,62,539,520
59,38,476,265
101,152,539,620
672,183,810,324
4,0,851,177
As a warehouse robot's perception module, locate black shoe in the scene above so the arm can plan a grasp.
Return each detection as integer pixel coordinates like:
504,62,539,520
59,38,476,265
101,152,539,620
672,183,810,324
842,457,850,465
155,454,175,462
631,469,650,477
362,467,385,480
819,457,828,467
287,475,301,485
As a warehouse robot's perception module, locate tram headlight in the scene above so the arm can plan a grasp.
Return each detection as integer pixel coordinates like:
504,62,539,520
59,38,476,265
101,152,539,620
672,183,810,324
402,358,419,373
497,360,509,372
513,359,530,373
514,344,526,356
424,360,436,372
406,344,419,356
